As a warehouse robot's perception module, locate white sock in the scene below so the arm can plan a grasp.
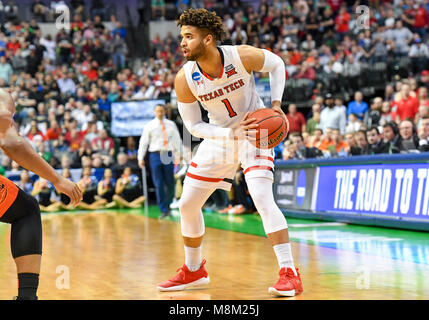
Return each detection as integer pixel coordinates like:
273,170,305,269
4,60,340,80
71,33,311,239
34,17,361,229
184,245,202,272
273,243,297,276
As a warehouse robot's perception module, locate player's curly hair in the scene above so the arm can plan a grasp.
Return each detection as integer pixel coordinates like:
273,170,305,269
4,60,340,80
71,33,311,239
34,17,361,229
177,8,225,42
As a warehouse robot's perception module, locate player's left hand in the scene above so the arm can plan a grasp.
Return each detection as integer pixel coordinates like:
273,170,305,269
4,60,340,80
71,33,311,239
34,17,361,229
271,103,287,122
271,102,288,143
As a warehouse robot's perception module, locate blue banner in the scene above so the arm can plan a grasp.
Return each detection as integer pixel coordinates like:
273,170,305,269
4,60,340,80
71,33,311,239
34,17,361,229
315,164,429,221
255,79,271,106
111,100,165,137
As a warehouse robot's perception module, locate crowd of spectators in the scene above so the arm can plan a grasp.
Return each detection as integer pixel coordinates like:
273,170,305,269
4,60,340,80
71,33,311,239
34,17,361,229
149,0,429,161
1,0,429,214
281,82,429,160
0,0,148,210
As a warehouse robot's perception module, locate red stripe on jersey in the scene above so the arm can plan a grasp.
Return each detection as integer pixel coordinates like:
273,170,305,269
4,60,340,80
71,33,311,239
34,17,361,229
186,172,223,182
201,69,214,81
243,166,273,175
218,64,224,79
255,155,274,162
201,64,224,81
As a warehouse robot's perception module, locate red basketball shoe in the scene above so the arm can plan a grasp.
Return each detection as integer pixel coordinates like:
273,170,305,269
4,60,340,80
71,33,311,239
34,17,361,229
157,259,210,291
268,267,303,297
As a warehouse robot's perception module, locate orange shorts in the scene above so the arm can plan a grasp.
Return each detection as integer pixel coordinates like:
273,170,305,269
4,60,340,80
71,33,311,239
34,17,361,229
0,175,19,219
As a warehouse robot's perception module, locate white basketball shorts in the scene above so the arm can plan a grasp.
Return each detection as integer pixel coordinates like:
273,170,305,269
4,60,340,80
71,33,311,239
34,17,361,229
184,138,275,191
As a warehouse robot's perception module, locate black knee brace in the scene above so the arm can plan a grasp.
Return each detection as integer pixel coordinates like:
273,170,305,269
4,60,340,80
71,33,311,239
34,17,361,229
0,189,42,259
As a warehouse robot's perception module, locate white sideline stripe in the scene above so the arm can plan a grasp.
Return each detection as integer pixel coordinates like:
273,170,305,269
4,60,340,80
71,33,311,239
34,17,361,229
289,222,347,228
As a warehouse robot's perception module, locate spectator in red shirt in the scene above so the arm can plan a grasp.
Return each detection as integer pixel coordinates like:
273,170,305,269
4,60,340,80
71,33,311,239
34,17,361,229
328,0,343,13
295,61,316,81
45,120,61,140
71,14,85,32
402,4,429,39
286,103,306,134
6,37,21,55
91,128,115,157
82,60,99,81
263,7,276,24
335,5,350,40
67,128,85,151
392,83,420,122
289,48,302,66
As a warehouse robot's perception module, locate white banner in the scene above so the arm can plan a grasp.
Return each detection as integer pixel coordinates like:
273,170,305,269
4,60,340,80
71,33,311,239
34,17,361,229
111,100,166,137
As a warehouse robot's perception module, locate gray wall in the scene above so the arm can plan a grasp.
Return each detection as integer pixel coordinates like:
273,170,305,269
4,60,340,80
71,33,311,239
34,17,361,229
149,20,179,41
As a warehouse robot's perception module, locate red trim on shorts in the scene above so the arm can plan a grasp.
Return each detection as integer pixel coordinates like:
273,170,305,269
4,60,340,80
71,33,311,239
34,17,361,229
186,172,223,182
190,162,198,168
243,166,273,175
255,155,274,162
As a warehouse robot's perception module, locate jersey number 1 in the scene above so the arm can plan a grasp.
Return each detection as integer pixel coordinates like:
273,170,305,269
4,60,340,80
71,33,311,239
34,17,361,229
221,99,237,118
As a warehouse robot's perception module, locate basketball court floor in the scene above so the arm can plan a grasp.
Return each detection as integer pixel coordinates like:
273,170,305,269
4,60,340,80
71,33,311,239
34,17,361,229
0,207,428,300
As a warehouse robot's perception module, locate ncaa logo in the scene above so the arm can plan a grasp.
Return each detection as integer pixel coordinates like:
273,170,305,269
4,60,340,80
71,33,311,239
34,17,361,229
296,169,306,207
192,72,204,85
192,72,201,81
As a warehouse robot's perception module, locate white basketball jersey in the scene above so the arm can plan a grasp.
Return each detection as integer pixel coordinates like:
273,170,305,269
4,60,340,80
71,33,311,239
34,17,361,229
183,45,265,129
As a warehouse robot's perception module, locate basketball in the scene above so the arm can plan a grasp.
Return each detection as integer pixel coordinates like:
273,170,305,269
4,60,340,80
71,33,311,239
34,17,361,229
246,108,289,149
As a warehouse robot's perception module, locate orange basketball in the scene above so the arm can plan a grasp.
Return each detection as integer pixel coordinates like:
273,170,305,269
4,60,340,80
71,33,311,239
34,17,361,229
246,108,289,149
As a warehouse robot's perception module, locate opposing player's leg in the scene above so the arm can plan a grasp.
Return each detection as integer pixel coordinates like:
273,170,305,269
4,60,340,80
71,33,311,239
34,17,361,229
157,183,215,291
0,189,42,300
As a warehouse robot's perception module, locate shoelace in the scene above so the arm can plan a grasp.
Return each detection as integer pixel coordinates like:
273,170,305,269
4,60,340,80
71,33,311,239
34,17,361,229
171,260,205,283
171,266,187,282
280,268,299,279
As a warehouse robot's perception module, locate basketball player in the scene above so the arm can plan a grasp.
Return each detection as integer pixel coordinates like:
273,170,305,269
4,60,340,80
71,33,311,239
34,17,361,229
158,9,303,296
0,89,82,300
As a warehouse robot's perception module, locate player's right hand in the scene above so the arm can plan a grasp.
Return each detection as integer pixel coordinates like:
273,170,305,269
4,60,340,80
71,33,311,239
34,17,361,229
233,112,259,141
54,177,83,207
138,160,145,168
